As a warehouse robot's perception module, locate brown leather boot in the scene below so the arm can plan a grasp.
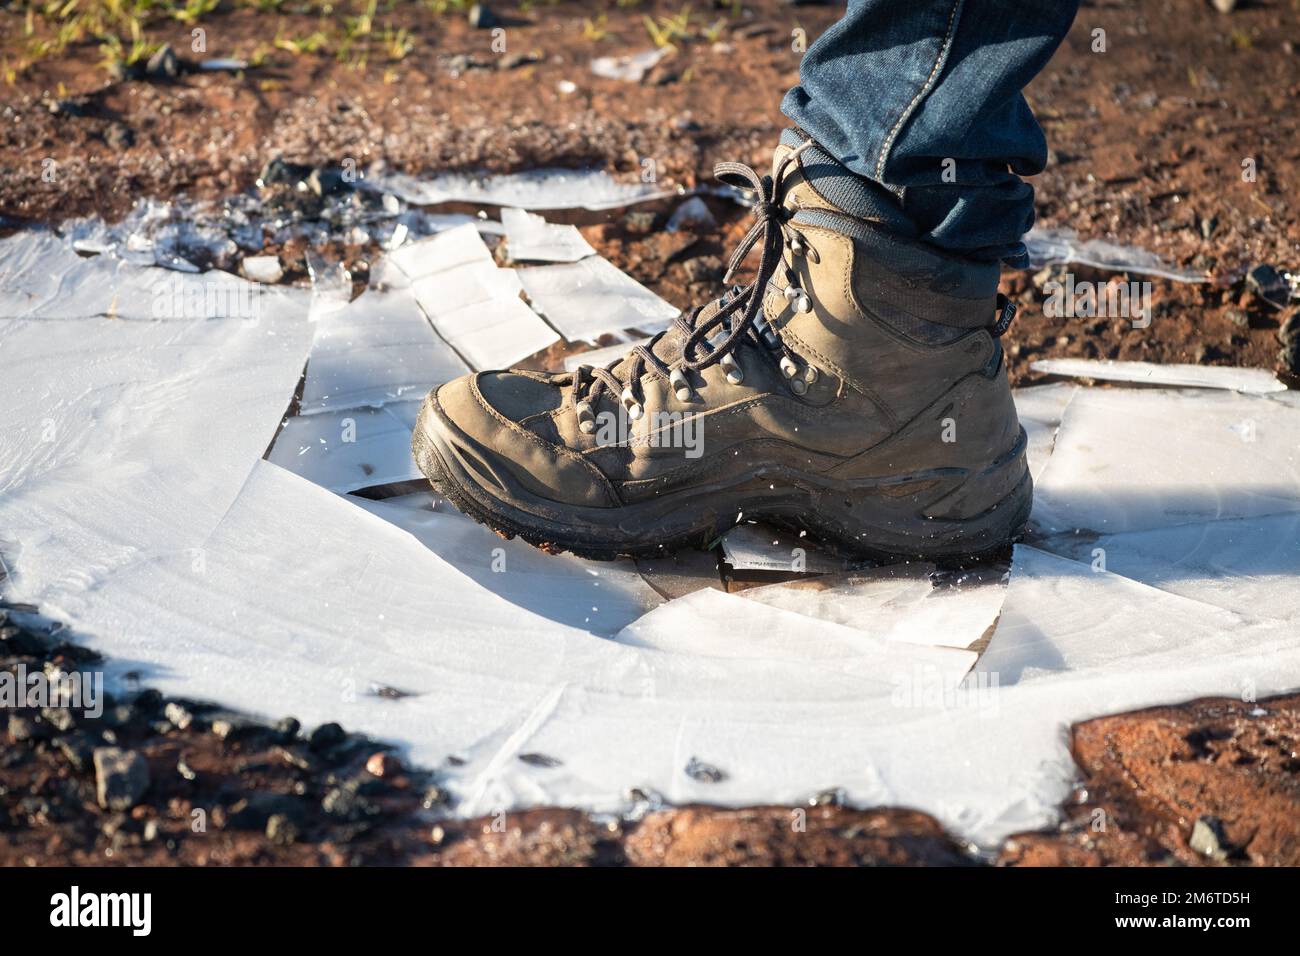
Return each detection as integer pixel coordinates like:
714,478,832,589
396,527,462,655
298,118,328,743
413,135,1031,562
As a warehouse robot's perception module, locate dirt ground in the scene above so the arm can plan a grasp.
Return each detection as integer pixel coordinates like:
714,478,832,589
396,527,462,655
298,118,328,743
2,0,1299,865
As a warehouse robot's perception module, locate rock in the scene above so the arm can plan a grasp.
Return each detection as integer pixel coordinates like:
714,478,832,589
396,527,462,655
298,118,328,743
683,256,724,284
622,210,657,234
365,752,401,778
40,706,76,734
145,45,180,80
809,787,846,807
134,688,163,715
55,732,97,772
274,716,301,742
421,785,451,810
666,196,716,233
308,721,346,752
46,96,92,117
266,813,300,846
467,3,498,29
1189,815,1232,860
93,748,149,811
306,166,349,197
104,123,134,150
321,785,379,823
276,745,319,772
498,51,539,71
684,756,727,784
7,712,51,743
1211,0,1237,12
143,820,160,842
164,701,194,731
0,623,50,657
1245,264,1291,310
256,157,311,190
224,792,304,829
518,752,562,768
241,256,283,285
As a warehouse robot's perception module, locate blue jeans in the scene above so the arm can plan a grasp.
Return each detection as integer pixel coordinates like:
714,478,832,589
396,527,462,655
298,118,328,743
782,0,1080,264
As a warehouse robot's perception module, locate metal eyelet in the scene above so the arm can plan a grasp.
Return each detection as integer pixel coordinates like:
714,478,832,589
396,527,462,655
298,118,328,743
620,386,644,420
720,353,744,385
784,284,811,314
803,365,819,385
789,377,808,396
779,355,800,379
669,368,693,402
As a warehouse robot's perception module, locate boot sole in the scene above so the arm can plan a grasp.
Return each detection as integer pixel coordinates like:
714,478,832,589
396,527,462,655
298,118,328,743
412,394,1032,565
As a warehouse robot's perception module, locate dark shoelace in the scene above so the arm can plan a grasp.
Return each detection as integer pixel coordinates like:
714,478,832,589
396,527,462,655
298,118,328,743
573,142,816,431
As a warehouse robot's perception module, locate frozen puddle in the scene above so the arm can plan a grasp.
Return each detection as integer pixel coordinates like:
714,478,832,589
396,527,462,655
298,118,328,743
3,204,1300,849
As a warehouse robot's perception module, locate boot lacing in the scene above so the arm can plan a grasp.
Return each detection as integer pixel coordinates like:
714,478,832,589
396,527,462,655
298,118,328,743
573,141,817,430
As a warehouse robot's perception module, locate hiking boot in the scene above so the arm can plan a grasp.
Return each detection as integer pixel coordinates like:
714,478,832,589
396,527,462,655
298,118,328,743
413,132,1032,562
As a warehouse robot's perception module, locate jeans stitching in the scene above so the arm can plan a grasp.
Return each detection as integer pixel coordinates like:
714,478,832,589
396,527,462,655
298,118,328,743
874,0,964,181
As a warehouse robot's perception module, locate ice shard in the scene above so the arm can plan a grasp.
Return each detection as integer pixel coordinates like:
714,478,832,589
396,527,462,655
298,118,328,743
1032,358,1285,395
518,256,679,342
501,207,596,264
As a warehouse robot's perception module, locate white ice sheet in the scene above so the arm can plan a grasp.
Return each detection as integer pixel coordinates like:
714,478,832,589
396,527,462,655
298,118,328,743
267,402,424,494
1029,388,1300,537
1013,383,1077,482
1024,226,1208,283
0,311,312,604
298,288,468,413
1034,513,1300,625
501,208,596,264
353,495,661,637
616,588,976,686
518,256,679,342
1032,358,1285,395
394,224,559,368
738,564,1006,650
34,461,1297,846
0,232,309,322
364,166,675,212
7,225,1300,850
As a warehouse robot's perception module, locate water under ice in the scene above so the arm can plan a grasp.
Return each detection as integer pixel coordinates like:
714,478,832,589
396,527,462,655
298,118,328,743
4,201,1300,849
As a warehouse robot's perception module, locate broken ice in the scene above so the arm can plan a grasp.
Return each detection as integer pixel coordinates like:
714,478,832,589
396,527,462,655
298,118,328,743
363,166,675,212
519,256,679,342
1032,358,1284,395
501,207,596,263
